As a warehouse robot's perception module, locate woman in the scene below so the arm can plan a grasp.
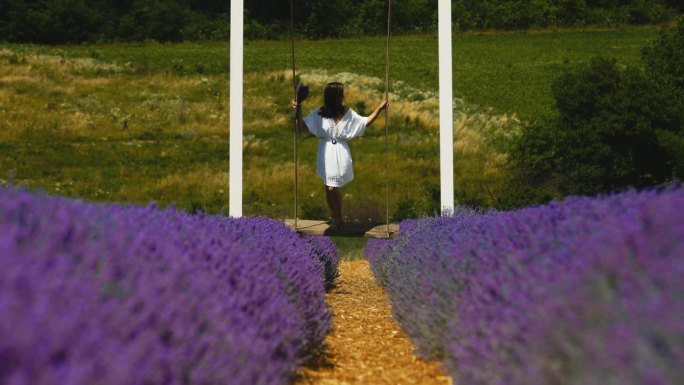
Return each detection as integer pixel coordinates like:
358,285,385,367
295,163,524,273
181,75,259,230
293,82,388,230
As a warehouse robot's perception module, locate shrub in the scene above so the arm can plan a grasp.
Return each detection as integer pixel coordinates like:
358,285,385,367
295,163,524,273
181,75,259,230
510,57,670,198
366,207,481,359
553,57,671,193
367,187,684,385
643,16,684,176
0,187,337,385
0,0,681,43
507,19,684,206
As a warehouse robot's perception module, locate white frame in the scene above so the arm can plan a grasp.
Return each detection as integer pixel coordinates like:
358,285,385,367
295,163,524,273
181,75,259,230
229,0,455,218
229,0,243,217
438,0,454,213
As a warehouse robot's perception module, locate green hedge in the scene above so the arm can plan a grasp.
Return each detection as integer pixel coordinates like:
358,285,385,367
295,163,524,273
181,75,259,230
502,18,684,208
0,0,682,44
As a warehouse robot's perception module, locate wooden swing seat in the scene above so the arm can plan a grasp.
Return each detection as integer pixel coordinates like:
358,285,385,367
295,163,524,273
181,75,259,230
285,219,399,239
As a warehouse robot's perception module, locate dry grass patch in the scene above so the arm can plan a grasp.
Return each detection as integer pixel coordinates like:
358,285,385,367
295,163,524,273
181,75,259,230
0,43,524,215
0,46,228,140
155,167,228,195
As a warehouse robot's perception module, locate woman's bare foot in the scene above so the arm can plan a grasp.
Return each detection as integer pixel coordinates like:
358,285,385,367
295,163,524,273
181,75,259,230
329,219,345,231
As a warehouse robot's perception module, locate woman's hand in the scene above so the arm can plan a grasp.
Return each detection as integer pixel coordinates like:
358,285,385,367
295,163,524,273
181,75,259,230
377,99,389,112
292,100,309,133
366,99,389,127
292,99,302,119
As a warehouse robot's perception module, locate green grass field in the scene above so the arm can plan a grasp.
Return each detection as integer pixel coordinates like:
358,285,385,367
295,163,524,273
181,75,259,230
53,27,659,118
0,27,663,234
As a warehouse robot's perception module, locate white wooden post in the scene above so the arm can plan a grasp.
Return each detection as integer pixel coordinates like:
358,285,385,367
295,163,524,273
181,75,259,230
438,0,454,213
229,0,243,218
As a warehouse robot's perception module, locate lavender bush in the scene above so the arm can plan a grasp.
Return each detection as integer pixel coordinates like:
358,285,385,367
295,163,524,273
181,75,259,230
0,187,337,385
366,188,684,385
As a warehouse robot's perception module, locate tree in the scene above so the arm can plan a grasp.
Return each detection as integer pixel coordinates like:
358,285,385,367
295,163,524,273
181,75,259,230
642,17,684,177
117,0,193,41
0,0,102,43
508,56,674,203
552,57,671,194
503,19,684,208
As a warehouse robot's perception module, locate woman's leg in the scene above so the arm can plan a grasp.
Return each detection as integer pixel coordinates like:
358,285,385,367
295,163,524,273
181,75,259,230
325,186,336,222
325,186,344,229
332,187,344,228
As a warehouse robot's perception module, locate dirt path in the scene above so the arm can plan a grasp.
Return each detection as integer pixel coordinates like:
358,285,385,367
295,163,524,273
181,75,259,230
296,260,450,385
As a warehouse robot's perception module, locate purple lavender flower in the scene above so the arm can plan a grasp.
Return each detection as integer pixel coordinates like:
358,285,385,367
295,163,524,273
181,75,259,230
367,188,684,385
0,187,337,385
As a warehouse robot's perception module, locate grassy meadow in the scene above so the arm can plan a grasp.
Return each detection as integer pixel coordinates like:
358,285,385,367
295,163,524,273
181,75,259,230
0,27,661,229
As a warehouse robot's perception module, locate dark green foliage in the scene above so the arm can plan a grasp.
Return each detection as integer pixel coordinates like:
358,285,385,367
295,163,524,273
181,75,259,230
0,0,229,43
0,0,104,44
0,0,680,43
451,0,679,30
642,17,684,176
506,19,684,206
514,58,670,196
642,17,684,103
253,0,436,38
551,58,671,194
392,197,418,221
656,130,684,177
117,0,192,42
301,200,328,221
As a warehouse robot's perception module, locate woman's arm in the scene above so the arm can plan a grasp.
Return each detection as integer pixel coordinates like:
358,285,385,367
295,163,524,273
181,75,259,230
365,100,389,127
292,101,309,133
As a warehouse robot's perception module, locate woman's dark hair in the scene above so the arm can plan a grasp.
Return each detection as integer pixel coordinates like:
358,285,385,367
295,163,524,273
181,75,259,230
319,82,346,119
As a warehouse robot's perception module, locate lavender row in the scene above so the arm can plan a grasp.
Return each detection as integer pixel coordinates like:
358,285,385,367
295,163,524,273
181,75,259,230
0,187,337,385
366,188,684,385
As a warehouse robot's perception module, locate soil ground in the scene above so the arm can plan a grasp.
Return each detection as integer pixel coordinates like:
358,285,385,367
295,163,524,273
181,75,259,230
295,260,451,385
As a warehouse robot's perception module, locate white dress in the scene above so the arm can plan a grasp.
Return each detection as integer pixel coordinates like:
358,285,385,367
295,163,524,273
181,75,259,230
304,108,368,187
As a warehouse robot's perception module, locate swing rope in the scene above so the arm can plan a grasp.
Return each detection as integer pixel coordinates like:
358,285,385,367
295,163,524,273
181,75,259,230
289,0,393,235
290,0,298,230
384,0,392,234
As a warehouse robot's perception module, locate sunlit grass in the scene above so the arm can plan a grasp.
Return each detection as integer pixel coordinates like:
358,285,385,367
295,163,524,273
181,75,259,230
0,44,537,218
330,237,369,261
0,28,656,217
